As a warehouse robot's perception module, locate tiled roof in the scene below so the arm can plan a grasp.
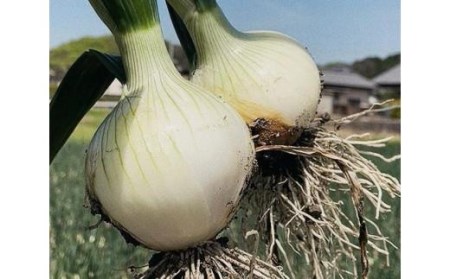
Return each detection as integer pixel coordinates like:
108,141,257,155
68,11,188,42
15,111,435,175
321,69,375,89
373,64,400,85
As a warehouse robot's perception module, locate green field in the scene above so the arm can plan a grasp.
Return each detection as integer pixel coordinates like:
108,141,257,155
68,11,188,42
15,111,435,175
50,109,400,278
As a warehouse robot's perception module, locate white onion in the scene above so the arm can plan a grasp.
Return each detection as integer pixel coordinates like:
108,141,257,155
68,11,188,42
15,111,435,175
168,0,322,128
85,0,255,251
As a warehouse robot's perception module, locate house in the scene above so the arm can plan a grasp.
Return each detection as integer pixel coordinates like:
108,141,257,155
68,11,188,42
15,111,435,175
373,64,401,99
318,67,376,115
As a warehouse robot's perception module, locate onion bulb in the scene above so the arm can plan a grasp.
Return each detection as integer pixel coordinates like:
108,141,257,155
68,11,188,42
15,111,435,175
167,0,322,144
85,0,255,251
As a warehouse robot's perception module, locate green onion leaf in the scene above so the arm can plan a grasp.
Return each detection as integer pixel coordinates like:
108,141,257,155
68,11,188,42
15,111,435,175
49,49,125,163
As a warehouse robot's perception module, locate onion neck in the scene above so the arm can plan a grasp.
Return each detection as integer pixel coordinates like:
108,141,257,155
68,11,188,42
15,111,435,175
89,0,181,92
167,0,243,64
115,29,180,92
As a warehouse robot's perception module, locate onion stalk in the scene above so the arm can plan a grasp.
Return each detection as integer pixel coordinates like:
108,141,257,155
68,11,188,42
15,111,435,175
85,0,255,252
167,0,322,144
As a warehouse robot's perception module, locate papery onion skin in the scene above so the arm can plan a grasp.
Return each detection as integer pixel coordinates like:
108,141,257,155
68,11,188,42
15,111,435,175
86,0,255,252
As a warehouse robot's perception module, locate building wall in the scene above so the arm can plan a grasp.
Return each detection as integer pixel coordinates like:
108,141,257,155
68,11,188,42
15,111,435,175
321,86,372,115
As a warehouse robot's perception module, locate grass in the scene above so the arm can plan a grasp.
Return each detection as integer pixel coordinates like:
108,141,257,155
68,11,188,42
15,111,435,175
356,140,400,278
327,140,400,278
50,109,400,278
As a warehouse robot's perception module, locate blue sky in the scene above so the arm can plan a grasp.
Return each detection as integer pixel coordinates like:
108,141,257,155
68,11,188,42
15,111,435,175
50,0,400,65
